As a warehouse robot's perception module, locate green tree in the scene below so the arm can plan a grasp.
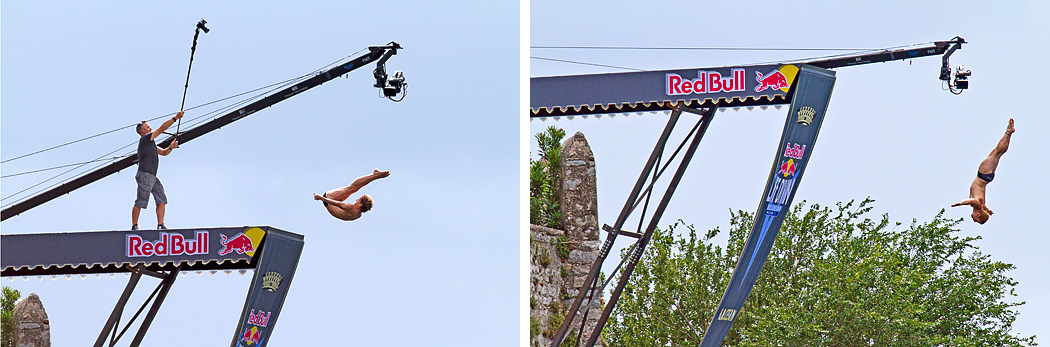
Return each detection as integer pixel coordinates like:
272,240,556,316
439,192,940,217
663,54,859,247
530,126,566,229
606,198,1036,346
1,287,20,347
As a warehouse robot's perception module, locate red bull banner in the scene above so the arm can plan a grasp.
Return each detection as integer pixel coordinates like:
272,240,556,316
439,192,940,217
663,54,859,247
2,226,303,346
1,227,270,275
229,229,303,347
699,65,836,346
531,64,798,117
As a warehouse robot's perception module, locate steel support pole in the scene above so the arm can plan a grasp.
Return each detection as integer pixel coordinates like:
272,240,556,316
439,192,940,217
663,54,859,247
130,266,181,346
95,266,144,347
584,106,717,347
551,105,685,346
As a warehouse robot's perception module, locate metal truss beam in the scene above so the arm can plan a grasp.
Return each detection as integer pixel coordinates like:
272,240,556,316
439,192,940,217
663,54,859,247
552,103,717,347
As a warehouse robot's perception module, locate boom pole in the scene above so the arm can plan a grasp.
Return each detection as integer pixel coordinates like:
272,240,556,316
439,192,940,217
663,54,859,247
1,43,402,221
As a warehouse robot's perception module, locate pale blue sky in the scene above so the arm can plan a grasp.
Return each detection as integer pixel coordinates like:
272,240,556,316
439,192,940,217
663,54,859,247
531,0,1049,342
2,2,518,346
4,1,1048,345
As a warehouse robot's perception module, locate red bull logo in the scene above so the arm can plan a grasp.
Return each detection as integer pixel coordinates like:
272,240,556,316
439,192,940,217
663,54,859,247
666,69,745,96
239,326,264,346
247,309,271,327
783,143,806,160
754,65,799,93
127,231,208,257
778,158,797,178
219,233,256,256
755,70,789,92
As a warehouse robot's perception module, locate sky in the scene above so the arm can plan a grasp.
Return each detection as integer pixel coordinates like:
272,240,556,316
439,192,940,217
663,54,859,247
1,2,518,346
531,0,1049,342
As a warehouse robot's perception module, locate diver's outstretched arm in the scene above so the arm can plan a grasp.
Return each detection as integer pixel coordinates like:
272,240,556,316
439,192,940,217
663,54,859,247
314,193,345,206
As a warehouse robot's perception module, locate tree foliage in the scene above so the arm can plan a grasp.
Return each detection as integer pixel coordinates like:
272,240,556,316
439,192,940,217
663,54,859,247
1,287,20,347
531,126,566,228
606,198,1036,346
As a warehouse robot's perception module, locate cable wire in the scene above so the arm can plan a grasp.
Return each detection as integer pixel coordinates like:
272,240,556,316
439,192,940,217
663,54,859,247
531,41,939,73
1,144,135,205
530,56,643,71
1,78,274,203
742,41,936,66
2,47,370,165
1,156,128,178
2,49,369,206
531,46,878,51
3,76,307,165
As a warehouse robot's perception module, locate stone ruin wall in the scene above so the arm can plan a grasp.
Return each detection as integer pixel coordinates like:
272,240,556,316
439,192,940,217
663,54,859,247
11,292,51,347
530,132,603,347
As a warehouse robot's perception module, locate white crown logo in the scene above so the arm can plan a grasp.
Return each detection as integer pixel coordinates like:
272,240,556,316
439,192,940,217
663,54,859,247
797,106,816,125
262,272,282,292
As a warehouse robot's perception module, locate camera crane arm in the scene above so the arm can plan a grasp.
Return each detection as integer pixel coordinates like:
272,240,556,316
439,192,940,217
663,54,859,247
1,42,405,221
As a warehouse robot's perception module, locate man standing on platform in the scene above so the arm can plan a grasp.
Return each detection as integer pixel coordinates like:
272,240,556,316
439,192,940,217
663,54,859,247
132,111,183,230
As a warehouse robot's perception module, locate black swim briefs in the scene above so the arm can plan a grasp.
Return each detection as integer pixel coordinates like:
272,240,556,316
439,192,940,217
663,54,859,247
977,171,995,183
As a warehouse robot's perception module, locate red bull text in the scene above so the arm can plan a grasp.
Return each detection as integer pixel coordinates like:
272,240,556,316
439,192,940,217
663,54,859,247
783,143,807,160
219,233,256,256
666,69,746,96
755,69,790,92
126,231,208,257
247,309,271,327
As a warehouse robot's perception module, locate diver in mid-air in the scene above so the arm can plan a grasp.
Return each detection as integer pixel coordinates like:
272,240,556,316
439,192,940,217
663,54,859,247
951,118,1015,224
313,169,391,221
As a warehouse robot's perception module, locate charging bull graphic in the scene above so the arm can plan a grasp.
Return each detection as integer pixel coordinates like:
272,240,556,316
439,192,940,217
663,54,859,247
755,70,789,92
217,228,266,257
220,233,256,256
778,158,797,178
238,326,264,346
754,65,799,93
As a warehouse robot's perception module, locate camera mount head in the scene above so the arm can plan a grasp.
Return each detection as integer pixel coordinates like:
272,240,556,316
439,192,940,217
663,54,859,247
196,19,210,34
372,42,407,102
939,37,969,94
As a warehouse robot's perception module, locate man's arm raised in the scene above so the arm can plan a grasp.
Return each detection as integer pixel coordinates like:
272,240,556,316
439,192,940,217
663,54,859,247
951,198,979,207
151,111,184,140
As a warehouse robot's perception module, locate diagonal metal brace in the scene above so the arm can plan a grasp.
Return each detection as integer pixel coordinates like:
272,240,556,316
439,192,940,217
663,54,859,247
94,265,181,347
553,103,716,347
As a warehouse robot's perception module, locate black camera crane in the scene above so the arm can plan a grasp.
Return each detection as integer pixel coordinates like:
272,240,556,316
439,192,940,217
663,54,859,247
1,41,405,221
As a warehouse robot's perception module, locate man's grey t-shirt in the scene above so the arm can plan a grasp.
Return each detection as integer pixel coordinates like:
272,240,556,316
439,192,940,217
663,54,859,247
137,134,159,175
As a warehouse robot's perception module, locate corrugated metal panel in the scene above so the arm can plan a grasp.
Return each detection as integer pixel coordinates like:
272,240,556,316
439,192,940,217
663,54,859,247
531,64,797,117
1,226,274,277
